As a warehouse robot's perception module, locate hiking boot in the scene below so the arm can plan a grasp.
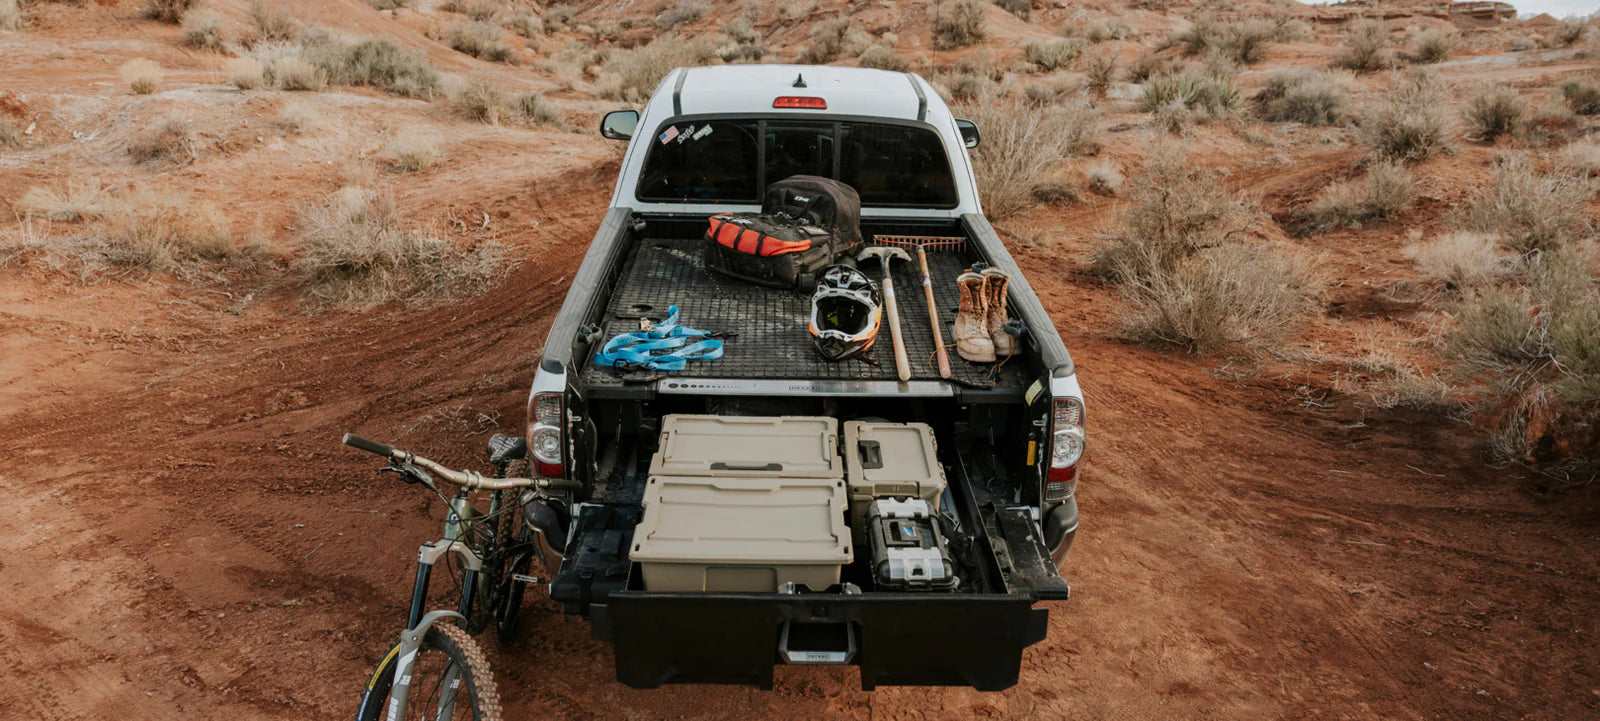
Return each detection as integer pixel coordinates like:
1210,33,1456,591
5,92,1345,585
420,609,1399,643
981,268,1017,357
953,270,995,363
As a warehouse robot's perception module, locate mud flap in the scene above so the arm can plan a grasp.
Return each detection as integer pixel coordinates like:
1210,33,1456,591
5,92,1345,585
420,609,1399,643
592,591,1049,690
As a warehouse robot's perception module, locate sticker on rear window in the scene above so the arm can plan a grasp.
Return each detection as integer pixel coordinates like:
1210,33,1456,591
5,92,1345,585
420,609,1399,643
692,125,713,140
658,126,680,144
675,124,695,143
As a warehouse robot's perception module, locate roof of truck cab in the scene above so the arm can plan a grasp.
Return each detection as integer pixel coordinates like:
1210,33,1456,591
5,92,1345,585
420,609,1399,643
653,65,940,122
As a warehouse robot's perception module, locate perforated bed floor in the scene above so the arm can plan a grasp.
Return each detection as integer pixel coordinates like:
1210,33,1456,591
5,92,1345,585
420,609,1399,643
578,237,1029,391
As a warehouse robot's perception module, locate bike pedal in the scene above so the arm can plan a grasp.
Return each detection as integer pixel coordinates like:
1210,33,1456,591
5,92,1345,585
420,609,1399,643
512,574,543,585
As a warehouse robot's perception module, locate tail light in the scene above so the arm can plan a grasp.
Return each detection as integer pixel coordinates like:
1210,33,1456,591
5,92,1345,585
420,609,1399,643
1045,397,1083,502
773,96,827,109
527,392,564,478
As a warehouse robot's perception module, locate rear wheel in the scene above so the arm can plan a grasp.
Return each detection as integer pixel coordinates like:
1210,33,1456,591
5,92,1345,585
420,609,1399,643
494,526,535,644
355,623,503,721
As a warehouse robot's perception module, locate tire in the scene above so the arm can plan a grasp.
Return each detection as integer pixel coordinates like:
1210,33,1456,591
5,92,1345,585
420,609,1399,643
355,623,503,721
494,527,535,645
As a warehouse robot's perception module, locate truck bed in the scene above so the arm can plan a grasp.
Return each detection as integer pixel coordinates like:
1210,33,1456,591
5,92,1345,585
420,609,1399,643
577,236,1028,393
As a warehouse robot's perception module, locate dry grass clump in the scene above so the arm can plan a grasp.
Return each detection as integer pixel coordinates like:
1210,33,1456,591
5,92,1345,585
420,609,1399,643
1462,87,1526,142
1406,231,1510,290
273,101,319,133
248,0,297,41
1405,28,1459,64
1458,154,1592,255
1302,160,1415,232
961,98,1100,219
598,34,714,103
1074,18,1132,43
1126,51,1181,83
266,55,326,91
804,18,861,63
294,186,506,307
514,91,563,127
226,57,264,89
932,0,985,51
1117,240,1323,353
1560,138,1600,175
1254,69,1349,125
1332,20,1396,73
994,0,1029,20
1093,146,1248,283
129,117,197,164
365,0,412,9
858,45,909,72
1024,39,1080,71
276,34,439,97
1084,159,1122,195
119,58,163,95
385,130,440,172
1559,79,1600,115
1081,51,1116,88
1174,17,1276,65
1361,71,1452,162
95,188,234,271
448,20,512,62
0,116,24,149
142,0,195,24
1141,68,1241,120
655,0,706,29
507,11,542,38
1335,346,1451,410
451,74,507,124
718,17,765,63
180,7,225,50
1547,18,1590,48
0,0,24,32
19,180,109,222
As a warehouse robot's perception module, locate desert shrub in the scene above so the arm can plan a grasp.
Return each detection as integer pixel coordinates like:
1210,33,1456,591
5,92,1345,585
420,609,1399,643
1084,159,1122,195
1117,241,1322,352
806,18,849,63
1077,18,1131,43
1141,68,1240,118
938,72,992,102
451,75,507,124
0,1,23,32
1093,147,1248,282
268,55,326,91
1361,71,1452,162
995,0,1029,20
1303,160,1415,232
656,0,706,29
1335,347,1451,410
717,17,765,62
1560,139,1600,175
365,0,412,9
38,187,234,274
1061,53,1105,89
1560,79,1600,115
19,180,108,222
1406,231,1509,290
1459,154,1591,255
274,101,318,133
226,57,264,89
142,0,195,24
961,98,1100,219
294,186,506,306
249,0,297,41
544,3,575,30
514,91,563,126
1462,87,1526,142
1548,18,1589,47
129,117,197,164
507,12,542,37
119,58,163,95
0,116,23,149
858,45,909,72
1254,69,1349,125
448,21,512,61
1126,51,1180,83
448,0,500,21
1442,285,1550,385
1024,39,1079,71
1032,181,1079,205
385,130,439,172
1270,17,1313,43
1174,17,1275,64
179,7,225,49
597,34,714,103
300,35,440,97
933,0,985,50
1406,28,1459,64
1333,20,1395,73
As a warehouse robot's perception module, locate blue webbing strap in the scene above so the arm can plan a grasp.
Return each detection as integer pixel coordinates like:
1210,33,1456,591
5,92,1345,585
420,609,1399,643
592,306,725,371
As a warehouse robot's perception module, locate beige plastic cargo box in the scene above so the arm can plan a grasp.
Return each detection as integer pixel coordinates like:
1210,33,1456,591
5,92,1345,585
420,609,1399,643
632,475,852,592
843,421,946,535
649,415,841,479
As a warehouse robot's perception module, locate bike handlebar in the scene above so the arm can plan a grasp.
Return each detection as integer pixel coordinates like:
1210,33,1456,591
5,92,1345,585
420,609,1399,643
341,433,581,492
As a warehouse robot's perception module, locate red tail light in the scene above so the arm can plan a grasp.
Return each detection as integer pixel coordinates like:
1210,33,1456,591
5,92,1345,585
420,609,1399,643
527,392,564,478
1045,397,1083,501
773,96,827,109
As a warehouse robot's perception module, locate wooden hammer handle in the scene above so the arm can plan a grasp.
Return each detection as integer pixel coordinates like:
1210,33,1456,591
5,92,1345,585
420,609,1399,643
916,246,952,379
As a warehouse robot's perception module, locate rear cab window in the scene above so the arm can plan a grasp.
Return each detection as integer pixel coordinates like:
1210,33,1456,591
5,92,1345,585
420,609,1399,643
636,119,958,208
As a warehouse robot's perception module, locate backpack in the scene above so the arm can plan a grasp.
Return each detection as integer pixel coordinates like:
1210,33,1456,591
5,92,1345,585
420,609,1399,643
703,176,864,290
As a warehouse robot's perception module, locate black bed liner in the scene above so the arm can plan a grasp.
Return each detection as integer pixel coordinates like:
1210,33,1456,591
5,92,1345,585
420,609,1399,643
578,237,1028,392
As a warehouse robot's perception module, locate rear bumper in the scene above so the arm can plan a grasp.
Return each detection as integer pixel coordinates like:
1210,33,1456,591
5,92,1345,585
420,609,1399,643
1045,497,1079,565
591,590,1051,691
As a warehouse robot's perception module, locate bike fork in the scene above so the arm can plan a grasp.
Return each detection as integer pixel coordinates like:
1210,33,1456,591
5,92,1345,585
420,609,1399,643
385,609,466,721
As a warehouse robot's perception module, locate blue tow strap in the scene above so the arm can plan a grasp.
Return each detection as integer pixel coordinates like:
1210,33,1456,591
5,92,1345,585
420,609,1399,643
593,305,725,371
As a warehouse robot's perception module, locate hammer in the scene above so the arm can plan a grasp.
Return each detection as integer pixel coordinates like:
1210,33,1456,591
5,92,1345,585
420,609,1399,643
857,246,913,381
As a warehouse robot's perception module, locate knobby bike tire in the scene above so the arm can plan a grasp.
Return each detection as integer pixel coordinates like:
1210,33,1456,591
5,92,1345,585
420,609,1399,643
495,527,535,645
354,623,503,721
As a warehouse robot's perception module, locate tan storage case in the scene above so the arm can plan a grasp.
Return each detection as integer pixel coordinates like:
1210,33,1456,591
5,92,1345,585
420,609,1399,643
632,475,853,592
649,415,842,479
843,421,947,532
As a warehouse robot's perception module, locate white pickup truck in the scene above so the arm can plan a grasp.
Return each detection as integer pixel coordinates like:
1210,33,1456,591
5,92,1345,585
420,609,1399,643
514,64,1085,691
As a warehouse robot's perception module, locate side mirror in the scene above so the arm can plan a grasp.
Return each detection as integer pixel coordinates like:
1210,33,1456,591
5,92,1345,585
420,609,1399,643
955,119,980,149
600,110,639,141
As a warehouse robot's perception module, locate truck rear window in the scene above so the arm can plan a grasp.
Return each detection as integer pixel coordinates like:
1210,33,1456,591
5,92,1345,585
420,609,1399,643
637,119,958,208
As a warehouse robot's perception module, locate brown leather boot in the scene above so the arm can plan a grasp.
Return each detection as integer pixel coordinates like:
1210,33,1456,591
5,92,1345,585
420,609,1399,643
982,268,1017,357
953,271,995,363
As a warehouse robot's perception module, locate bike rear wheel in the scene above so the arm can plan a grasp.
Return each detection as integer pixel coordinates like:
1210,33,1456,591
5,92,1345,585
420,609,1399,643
355,623,503,721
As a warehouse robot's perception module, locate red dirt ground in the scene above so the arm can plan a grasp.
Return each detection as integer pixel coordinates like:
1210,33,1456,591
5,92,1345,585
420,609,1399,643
3,1,1600,719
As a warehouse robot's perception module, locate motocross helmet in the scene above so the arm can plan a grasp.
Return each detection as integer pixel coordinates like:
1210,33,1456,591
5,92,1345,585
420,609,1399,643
808,264,882,361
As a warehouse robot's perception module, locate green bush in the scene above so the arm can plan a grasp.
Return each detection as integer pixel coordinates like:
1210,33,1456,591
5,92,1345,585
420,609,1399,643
1462,87,1526,142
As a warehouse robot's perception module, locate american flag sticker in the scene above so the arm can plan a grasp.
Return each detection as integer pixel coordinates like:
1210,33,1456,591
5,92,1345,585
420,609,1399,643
658,126,680,144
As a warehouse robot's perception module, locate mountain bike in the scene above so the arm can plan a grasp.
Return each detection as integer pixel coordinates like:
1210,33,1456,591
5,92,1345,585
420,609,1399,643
343,432,580,721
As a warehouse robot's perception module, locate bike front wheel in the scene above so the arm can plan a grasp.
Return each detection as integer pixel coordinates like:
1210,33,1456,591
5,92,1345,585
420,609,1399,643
355,622,503,721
